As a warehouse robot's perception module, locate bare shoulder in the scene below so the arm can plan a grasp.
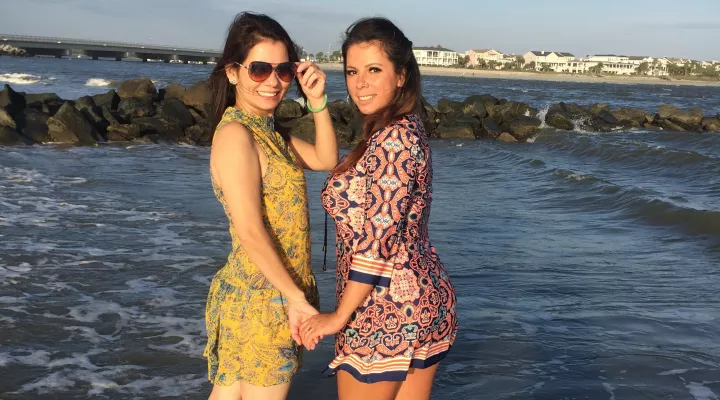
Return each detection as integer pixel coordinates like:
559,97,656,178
211,122,256,157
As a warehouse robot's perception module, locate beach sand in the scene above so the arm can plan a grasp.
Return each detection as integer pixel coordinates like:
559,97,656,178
320,62,720,87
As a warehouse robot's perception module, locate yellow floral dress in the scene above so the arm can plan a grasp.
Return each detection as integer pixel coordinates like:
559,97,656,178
204,106,319,387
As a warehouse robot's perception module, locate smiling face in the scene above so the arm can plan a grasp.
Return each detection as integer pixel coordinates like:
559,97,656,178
226,39,292,116
344,41,405,115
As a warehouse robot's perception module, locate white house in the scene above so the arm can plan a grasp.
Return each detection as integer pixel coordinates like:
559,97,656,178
523,51,575,70
414,46,459,67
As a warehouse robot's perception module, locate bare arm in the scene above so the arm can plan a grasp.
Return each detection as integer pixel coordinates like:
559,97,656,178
289,62,339,171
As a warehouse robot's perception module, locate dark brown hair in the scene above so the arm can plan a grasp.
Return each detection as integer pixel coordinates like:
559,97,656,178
332,17,422,175
209,12,303,129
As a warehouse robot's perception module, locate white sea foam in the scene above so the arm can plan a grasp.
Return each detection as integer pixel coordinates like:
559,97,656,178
687,382,719,400
85,78,114,87
0,73,42,85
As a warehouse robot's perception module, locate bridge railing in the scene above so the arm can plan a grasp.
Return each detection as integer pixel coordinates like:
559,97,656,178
0,34,221,54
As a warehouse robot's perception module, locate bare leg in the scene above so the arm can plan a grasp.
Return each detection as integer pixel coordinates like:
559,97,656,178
394,364,439,400
208,381,291,400
337,370,402,400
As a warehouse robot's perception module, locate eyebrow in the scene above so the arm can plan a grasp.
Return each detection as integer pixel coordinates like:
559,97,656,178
345,63,383,69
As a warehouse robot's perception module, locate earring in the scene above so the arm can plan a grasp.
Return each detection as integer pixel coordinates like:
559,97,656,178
346,94,350,103
229,79,237,85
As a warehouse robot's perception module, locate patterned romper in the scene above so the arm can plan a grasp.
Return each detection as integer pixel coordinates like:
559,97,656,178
204,107,319,387
321,114,458,382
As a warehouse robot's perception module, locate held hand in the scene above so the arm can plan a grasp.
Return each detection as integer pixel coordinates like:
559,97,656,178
295,61,326,105
299,312,345,351
287,298,319,346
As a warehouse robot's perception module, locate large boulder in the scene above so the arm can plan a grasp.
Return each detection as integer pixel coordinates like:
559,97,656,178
15,108,51,143
434,116,479,139
156,98,194,129
133,117,184,141
185,123,214,144
462,94,498,119
588,103,610,115
488,101,537,125
0,126,33,145
0,108,16,129
702,117,720,132
655,118,686,132
118,97,154,120
161,83,186,101
42,100,65,116
286,114,316,143
46,103,99,145
658,105,702,131
612,108,651,126
107,123,142,141
496,132,519,143
118,78,157,99
501,116,542,141
479,118,502,138
327,100,354,125
74,96,109,135
436,98,464,114
545,111,574,130
0,84,26,114
276,99,304,120
24,93,62,109
183,81,211,112
92,90,120,110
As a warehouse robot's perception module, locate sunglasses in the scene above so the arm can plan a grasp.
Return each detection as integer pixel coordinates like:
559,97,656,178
234,61,297,83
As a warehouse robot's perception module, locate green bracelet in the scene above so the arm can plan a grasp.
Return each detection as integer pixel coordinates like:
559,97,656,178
306,94,328,113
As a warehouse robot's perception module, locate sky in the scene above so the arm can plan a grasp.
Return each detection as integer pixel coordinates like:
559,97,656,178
1,0,719,61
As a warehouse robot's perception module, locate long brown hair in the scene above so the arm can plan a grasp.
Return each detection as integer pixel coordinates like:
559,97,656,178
331,17,422,175
209,12,303,129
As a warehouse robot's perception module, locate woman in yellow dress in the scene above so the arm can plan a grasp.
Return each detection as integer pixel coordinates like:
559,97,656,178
204,12,338,400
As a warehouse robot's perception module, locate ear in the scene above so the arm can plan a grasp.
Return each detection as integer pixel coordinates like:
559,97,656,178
397,68,407,87
225,63,239,83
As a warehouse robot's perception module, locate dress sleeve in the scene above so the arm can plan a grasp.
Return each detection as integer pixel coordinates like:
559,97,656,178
348,124,420,288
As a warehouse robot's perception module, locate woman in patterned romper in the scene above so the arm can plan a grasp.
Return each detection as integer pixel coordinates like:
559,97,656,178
300,17,458,400
205,12,337,400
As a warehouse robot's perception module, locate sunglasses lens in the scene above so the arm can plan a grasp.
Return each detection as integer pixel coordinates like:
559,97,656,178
276,63,296,82
248,62,272,82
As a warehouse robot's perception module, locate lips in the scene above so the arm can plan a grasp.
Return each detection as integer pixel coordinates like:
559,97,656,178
357,94,376,102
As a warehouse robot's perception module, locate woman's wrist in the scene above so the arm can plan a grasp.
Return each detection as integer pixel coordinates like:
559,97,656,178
306,94,328,113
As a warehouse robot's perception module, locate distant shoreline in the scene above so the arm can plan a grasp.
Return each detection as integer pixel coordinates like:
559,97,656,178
319,62,720,87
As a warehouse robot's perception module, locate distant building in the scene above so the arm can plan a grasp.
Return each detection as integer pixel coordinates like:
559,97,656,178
413,46,459,67
465,49,504,66
523,51,575,70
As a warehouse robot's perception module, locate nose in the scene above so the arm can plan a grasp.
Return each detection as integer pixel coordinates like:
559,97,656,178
355,72,368,89
265,68,281,86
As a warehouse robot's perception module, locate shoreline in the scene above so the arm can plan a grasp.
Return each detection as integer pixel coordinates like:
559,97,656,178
319,62,720,87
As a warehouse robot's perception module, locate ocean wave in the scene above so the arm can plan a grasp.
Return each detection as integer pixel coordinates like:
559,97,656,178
0,73,43,85
84,78,118,87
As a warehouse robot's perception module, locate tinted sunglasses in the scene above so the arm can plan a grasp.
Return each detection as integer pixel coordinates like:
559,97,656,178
234,61,297,83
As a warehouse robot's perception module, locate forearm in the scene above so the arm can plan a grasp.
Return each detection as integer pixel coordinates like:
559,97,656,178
335,280,374,322
236,225,306,302
307,97,338,168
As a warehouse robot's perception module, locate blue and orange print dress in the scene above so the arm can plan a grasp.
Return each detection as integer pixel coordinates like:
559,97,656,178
321,113,458,382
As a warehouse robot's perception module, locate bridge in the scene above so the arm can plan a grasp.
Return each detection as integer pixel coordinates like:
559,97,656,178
0,34,221,64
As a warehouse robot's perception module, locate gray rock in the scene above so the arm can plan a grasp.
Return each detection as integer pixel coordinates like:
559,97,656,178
0,84,26,114
588,103,610,115
46,103,99,145
25,93,62,108
702,117,720,132
16,108,51,143
480,118,502,138
545,111,574,130
118,78,157,99
183,81,211,111
655,118,686,132
107,123,141,141
118,97,154,120
133,117,184,140
612,108,650,125
488,101,537,125
157,98,194,129
162,83,186,101
92,90,120,110
0,108,16,129
0,126,33,145
276,99,304,120
501,116,542,140
437,98,464,114
496,132,518,143
435,116,479,139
